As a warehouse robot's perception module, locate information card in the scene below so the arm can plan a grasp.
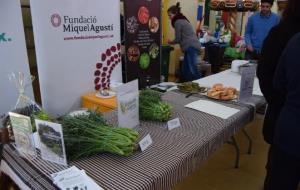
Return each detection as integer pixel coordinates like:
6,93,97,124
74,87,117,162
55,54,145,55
139,134,153,151
167,118,181,131
117,79,139,128
9,112,36,157
35,119,67,166
238,65,256,103
51,166,104,190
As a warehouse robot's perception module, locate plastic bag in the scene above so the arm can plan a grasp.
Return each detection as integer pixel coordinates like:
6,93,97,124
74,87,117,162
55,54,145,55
4,72,41,140
224,47,245,59
9,72,41,115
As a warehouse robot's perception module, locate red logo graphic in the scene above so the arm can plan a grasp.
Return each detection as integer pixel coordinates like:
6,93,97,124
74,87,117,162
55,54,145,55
51,14,61,27
94,43,121,91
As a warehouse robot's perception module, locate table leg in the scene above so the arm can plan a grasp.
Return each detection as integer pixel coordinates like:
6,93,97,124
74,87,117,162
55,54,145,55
227,136,240,168
0,172,12,189
242,128,252,154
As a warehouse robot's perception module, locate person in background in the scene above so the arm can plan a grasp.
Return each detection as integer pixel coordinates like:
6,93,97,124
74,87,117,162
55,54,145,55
256,0,300,187
167,2,202,82
266,32,300,190
244,0,279,60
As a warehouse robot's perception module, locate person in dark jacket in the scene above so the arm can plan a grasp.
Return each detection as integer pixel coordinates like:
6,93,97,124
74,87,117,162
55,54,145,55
257,0,300,188
257,0,300,145
264,32,300,190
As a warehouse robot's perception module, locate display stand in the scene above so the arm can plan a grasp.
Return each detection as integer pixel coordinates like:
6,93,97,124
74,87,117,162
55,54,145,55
81,92,117,113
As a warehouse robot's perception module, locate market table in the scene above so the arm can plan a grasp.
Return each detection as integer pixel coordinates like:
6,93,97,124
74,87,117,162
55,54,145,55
1,90,256,190
195,69,266,169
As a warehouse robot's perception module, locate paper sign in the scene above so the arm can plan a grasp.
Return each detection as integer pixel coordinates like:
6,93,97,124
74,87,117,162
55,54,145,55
185,100,240,119
239,65,256,102
167,118,181,131
8,112,36,157
35,119,67,166
139,134,153,152
117,79,139,128
51,166,79,180
51,166,103,190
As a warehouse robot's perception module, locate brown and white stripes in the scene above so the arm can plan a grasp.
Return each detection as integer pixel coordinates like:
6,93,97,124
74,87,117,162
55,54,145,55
1,90,261,190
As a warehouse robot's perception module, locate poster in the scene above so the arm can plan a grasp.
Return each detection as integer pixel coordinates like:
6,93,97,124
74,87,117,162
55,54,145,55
9,112,36,156
0,0,34,118
124,0,161,87
36,119,67,166
30,0,122,115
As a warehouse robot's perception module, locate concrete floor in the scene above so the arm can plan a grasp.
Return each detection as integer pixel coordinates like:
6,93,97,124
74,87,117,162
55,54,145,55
174,115,269,190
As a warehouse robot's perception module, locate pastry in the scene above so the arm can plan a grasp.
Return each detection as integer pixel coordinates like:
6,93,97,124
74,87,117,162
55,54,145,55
220,94,235,100
207,83,237,100
212,83,223,91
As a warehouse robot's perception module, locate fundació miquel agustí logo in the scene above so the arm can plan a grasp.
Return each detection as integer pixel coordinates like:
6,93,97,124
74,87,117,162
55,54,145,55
51,14,62,27
51,13,114,34
0,33,12,43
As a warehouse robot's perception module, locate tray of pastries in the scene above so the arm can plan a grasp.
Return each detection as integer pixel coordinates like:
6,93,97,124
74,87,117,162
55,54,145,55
207,83,238,101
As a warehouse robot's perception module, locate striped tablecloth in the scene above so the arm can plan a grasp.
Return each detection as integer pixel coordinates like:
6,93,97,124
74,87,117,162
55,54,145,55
1,90,257,190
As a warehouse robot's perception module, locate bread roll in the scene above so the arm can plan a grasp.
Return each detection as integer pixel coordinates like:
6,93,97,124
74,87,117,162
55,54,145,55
227,87,237,94
208,90,221,98
220,89,228,96
227,90,234,95
220,94,234,100
212,83,223,90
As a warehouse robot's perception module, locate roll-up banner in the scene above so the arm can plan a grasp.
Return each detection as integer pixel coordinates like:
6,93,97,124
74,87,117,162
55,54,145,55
30,0,122,116
124,0,161,88
0,0,34,118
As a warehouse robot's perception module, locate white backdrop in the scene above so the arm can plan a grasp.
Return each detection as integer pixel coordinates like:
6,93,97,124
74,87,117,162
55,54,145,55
30,0,122,116
0,0,34,118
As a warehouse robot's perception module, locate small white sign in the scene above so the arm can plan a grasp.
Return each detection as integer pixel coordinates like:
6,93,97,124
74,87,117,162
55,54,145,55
51,166,103,190
117,79,139,128
139,134,153,152
35,119,67,166
239,65,256,102
167,118,181,131
8,112,36,157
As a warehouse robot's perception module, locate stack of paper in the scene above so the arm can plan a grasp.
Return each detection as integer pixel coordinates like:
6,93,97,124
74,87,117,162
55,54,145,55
51,166,103,190
185,100,240,119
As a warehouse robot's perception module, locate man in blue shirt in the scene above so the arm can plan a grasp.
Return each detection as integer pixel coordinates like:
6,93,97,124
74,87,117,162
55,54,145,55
244,0,280,60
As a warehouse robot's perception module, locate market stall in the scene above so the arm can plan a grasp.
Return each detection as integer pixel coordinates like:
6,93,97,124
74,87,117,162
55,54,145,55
1,89,256,190
1,0,268,189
